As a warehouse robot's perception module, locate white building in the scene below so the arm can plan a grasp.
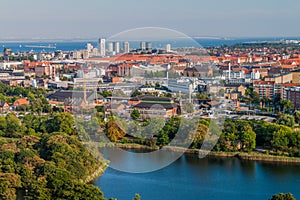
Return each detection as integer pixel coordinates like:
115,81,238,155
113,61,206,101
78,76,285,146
222,69,245,80
87,43,93,52
251,69,261,80
0,61,23,70
113,42,120,54
123,41,130,53
90,48,99,57
77,69,100,79
140,42,146,50
99,38,106,57
166,44,171,52
146,42,152,50
107,42,113,52
168,78,200,94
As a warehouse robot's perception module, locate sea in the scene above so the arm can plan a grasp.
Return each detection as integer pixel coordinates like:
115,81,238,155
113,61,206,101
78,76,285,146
1,37,299,53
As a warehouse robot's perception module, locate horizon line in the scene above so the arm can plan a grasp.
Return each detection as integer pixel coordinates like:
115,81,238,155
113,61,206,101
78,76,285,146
0,36,300,43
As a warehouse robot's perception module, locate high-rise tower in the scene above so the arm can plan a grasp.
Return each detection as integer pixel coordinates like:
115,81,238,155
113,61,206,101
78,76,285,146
140,41,146,50
123,41,130,53
99,38,106,57
113,42,120,54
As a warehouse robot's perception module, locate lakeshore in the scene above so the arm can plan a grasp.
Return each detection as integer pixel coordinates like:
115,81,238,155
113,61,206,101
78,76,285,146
84,160,110,184
95,147,300,200
109,143,300,164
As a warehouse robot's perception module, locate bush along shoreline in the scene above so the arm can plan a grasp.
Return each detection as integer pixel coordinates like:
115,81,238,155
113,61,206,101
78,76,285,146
104,116,300,163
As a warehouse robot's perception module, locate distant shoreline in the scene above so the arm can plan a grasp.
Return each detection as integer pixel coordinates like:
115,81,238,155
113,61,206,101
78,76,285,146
1,36,300,43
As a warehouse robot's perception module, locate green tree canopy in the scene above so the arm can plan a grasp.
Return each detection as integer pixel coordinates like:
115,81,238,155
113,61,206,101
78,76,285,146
269,193,296,200
131,109,141,120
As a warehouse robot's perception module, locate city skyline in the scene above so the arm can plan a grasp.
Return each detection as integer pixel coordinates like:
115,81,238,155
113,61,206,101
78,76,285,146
0,0,299,39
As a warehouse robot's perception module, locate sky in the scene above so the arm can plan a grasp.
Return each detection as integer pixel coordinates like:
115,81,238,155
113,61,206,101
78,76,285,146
0,0,299,39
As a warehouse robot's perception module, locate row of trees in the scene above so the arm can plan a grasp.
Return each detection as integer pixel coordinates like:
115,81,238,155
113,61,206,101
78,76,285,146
0,112,76,138
105,115,300,157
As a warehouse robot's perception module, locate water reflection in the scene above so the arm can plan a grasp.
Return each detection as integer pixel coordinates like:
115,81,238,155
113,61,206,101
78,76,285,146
96,149,300,200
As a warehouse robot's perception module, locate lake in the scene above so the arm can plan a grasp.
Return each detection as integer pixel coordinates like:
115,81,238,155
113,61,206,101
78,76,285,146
94,150,300,200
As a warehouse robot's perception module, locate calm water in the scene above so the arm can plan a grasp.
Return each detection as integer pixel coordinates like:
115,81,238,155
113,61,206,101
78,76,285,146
1,37,300,52
94,150,300,200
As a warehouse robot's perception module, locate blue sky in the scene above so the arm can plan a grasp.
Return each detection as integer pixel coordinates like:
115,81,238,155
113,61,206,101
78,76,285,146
0,0,299,38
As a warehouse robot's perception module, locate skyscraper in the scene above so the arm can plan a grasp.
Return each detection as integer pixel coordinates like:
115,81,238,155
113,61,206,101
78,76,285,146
123,41,130,53
140,42,146,50
99,38,106,57
146,42,152,51
113,42,120,54
107,42,113,52
166,44,171,52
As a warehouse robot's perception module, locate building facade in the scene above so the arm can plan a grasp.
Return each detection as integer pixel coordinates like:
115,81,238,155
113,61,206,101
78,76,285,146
284,87,300,110
99,38,106,57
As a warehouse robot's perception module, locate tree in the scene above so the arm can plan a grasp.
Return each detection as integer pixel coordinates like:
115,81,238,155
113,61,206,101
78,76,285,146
155,82,161,88
131,109,140,120
131,89,142,97
218,89,225,97
273,94,282,112
5,113,22,137
252,91,260,104
106,119,126,141
192,123,209,149
261,96,271,110
98,90,112,98
126,121,142,138
133,194,141,200
216,119,239,152
269,193,296,200
276,114,295,128
46,113,75,135
196,93,209,100
271,127,290,151
0,178,17,200
0,116,7,134
183,103,194,114
241,125,256,152
279,100,294,113
294,110,300,124
142,118,165,138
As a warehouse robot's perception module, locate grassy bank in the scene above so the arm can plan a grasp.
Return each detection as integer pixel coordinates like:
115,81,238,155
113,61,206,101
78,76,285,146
237,152,300,163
